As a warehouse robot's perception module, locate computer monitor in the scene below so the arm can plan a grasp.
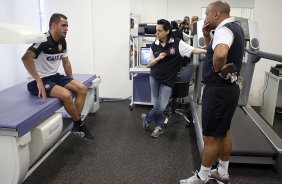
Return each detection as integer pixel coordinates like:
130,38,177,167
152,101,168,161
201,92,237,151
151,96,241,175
140,47,151,65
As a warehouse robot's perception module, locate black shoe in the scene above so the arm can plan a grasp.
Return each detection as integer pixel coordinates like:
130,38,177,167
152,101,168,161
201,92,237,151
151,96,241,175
72,123,86,138
79,123,95,140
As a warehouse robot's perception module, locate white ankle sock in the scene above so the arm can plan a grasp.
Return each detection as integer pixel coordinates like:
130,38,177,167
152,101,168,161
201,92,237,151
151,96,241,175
198,165,211,181
218,159,229,176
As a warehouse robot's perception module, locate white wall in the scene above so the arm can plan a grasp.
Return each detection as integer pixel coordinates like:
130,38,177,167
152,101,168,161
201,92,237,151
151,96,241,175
1,0,281,102
0,0,40,90
41,0,131,99
1,0,131,99
130,0,255,22
249,0,282,106
40,0,94,75
92,0,131,99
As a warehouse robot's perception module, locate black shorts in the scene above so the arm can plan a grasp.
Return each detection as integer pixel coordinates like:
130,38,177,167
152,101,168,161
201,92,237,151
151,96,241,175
27,73,73,96
202,84,240,137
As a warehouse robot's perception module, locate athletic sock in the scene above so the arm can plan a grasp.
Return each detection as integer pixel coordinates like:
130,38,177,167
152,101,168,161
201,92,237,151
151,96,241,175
73,118,83,125
198,165,212,181
218,159,229,176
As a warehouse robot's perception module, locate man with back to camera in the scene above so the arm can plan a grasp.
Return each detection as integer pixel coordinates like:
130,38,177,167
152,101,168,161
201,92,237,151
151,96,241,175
180,1,244,184
21,13,94,140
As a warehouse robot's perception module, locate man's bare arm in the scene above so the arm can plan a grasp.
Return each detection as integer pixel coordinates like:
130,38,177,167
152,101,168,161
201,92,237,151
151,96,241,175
62,57,73,78
212,44,229,72
22,50,46,98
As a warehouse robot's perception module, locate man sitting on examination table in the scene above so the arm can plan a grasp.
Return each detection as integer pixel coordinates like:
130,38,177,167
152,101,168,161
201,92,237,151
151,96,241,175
21,13,94,140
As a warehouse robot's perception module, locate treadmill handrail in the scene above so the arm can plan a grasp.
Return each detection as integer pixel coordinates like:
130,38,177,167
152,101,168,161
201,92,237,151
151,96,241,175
245,48,282,63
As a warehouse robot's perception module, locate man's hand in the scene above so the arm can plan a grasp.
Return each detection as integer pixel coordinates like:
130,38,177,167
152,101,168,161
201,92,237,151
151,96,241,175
219,63,238,82
202,20,211,37
36,79,47,99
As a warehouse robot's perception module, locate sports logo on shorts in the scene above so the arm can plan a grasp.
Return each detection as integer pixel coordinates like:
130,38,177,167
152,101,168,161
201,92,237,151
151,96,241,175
45,84,51,89
169,47,175,55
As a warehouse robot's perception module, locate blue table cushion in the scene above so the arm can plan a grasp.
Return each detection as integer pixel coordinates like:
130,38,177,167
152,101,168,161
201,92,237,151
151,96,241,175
0,74,96,136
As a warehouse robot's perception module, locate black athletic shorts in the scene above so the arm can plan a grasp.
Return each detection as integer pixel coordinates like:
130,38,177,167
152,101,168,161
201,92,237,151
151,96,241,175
202,84,240,137
27,73,73,96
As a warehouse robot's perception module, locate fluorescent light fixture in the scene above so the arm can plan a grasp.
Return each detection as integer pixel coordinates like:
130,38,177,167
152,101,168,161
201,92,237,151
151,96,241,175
0,23,46,44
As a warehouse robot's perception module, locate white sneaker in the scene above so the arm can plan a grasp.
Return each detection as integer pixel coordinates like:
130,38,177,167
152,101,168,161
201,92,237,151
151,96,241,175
180,171,208,184
151,126,165,138
209,168,230,184
141,113,150,130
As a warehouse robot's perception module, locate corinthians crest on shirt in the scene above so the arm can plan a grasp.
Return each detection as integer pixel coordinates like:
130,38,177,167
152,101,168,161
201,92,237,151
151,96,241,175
58,43,63,51
169,47,176,55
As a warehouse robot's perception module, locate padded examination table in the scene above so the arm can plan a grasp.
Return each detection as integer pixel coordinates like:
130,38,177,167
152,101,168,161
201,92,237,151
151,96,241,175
0,74,96,136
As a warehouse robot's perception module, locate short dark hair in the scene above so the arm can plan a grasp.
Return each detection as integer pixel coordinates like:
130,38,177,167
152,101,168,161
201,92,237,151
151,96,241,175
49,13,67,29
157,19,172,40
170,21,179,30
210,0,230,15
157,19,172,31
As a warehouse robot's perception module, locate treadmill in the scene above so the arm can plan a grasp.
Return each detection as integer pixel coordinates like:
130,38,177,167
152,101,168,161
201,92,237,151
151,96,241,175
190,17,282,168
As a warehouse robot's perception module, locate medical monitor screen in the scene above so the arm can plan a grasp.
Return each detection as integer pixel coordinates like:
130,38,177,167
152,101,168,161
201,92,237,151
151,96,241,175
140,47,151,65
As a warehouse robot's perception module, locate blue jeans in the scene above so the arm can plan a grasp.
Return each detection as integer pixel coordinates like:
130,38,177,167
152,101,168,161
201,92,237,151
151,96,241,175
145,76,172,128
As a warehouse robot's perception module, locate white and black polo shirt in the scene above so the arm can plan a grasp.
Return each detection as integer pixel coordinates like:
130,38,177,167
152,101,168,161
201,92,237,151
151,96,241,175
28,32,68,79
148,38,193,88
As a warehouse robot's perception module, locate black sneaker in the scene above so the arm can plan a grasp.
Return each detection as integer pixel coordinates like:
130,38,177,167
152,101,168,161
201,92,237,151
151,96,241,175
79,123,95,140
72,123,86,138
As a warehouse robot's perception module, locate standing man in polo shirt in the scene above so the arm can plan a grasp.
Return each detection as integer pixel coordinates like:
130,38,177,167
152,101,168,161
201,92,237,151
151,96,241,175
22,13,94,140
180,1,244,184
